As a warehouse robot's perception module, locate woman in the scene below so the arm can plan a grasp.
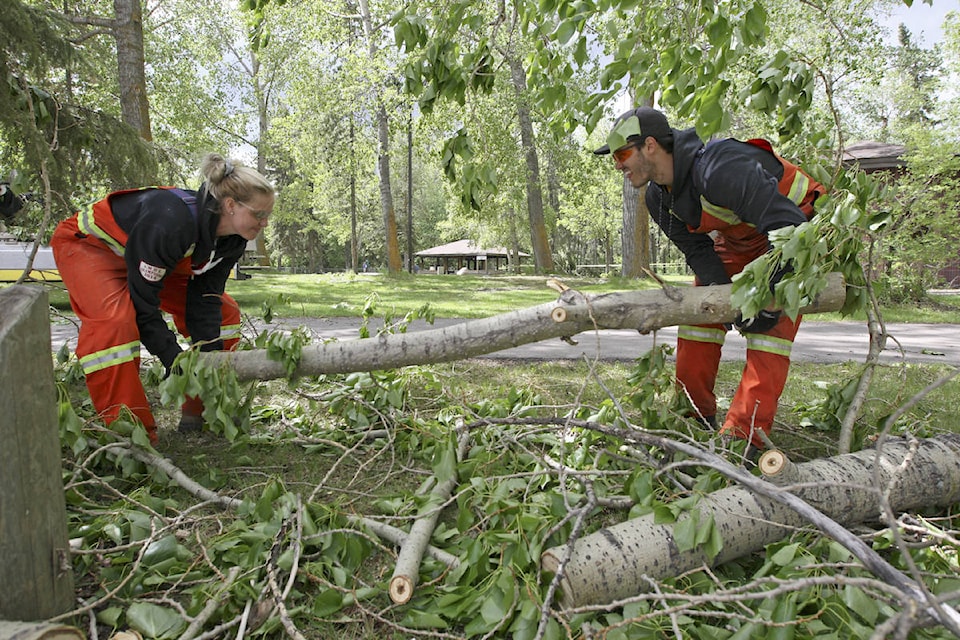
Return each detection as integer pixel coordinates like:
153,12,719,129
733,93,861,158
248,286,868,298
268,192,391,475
51,153,275,445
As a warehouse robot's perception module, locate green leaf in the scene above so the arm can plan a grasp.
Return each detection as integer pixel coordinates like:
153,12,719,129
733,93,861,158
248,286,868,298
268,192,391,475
770,542,800,566
126,602,186,639
554,20,576,45
313,589,344,617
673,514,698,553
843,585,879,624
401,609,448,629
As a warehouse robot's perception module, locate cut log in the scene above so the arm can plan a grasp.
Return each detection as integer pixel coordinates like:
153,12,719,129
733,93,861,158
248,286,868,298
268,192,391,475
0,621,83,640
541,435,960,609
388,434,469,604
204,273,847,381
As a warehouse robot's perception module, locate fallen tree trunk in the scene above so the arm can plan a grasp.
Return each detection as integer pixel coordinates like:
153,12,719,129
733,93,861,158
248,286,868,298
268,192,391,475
204,273,846,382
541,434,960,609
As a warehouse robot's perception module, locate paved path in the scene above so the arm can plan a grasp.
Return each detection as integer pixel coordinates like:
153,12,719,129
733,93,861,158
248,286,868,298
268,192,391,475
48,317,960,366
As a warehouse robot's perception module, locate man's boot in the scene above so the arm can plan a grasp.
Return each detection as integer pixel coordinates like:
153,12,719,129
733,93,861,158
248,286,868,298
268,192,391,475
178,395,204,433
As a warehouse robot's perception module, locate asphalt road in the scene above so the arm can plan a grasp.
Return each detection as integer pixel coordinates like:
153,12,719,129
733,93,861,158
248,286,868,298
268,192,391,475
49,317,960,366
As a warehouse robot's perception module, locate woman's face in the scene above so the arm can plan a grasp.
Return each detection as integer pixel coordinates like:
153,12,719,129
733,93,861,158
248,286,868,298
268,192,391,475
218,193,275,240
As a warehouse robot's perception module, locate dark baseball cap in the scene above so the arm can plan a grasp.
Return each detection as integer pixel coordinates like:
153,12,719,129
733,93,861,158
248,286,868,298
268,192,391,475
594,107,673,155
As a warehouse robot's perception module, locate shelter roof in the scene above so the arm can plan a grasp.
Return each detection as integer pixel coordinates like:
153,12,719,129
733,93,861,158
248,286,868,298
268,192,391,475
415,239,529,258
841,141,907,171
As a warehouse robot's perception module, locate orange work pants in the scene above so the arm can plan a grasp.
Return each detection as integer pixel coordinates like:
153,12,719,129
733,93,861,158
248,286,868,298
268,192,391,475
676,247,800,447
51,215,240,444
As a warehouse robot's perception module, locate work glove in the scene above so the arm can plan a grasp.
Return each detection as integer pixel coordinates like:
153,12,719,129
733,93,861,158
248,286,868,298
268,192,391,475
734,309,781,334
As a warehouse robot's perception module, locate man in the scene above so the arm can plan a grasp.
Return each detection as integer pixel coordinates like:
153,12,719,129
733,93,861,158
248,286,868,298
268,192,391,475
0,182,23,224
595,107,824,459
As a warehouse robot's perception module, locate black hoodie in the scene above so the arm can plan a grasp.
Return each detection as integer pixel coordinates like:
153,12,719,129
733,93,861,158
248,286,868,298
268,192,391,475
646,127,808,286
109,187,246,370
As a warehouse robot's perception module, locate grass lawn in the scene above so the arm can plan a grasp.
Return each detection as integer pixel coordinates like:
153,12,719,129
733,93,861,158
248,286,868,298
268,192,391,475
37,270,960,323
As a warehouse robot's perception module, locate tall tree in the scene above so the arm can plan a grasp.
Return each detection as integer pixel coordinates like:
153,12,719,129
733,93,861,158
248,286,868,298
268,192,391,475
358,0,403,274
64,0,152,140
508,55,553,273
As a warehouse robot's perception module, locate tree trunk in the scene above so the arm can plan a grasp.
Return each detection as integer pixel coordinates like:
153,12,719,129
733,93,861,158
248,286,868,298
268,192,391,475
111,0,151,140
250,52,272,267
0,621,83,640
621,181,650,278
376,103,403,274
358,0,402,274
203,273,846,381
0,287,75,620
508,56,553,274
349,115,359,273
542,434,960,609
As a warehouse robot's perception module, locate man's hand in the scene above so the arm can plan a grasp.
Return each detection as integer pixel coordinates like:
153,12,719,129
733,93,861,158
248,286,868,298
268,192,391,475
734,309,781,334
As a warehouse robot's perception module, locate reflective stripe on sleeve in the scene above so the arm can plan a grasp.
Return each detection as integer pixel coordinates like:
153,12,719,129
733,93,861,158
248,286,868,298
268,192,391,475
77,202,126,256
220,322,242,341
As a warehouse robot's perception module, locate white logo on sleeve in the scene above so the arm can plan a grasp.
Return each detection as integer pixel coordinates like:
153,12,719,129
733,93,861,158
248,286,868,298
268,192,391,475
139,261,167,282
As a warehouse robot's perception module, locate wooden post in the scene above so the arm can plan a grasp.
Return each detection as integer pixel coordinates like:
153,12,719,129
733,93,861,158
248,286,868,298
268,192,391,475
0,286,75,619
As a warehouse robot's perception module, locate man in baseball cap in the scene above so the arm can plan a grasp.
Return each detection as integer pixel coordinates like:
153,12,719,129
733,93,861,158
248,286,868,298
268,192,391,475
596,105,825,465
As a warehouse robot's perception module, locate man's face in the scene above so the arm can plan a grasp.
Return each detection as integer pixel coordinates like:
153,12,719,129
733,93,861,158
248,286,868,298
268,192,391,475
613,142,654,188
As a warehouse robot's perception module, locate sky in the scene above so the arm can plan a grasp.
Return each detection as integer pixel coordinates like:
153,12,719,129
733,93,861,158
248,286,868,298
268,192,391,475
875,0,956,47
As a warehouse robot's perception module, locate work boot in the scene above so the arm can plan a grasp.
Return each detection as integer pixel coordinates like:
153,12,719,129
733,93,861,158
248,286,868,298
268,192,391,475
178,395,204,434
720,434,761,470
744,444,762,470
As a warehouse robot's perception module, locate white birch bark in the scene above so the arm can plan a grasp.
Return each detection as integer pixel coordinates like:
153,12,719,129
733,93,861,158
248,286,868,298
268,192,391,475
203,273,846,381
541,435,960,610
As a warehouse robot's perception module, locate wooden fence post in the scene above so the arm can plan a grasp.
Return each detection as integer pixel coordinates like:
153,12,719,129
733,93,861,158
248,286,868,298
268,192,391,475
0,286,75,620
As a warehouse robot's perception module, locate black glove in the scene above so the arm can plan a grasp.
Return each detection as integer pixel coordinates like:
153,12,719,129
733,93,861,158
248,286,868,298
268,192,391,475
734,309,781,334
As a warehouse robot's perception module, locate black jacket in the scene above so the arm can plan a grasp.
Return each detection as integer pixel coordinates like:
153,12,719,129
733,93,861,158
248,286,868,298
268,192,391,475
646,128,809,285
109,187,246,370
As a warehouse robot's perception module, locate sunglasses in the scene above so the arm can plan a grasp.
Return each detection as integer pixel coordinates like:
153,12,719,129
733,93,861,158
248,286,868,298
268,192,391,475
237,201,271,221
612,145,638,163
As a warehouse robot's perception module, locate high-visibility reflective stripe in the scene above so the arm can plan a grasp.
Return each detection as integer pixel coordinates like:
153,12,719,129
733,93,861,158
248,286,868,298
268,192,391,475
80,341,141,374
77,202,126,256
786,171,810,204
745,333,794,357
699,165,812,223
699,197,746,226
678,325,726,345
220,323,242,341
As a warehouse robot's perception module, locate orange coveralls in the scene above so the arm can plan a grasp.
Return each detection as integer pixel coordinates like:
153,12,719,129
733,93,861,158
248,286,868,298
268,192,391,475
51,190,241,444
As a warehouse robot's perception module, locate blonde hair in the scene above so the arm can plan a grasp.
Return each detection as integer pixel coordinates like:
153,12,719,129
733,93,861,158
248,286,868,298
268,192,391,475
200,153,274,205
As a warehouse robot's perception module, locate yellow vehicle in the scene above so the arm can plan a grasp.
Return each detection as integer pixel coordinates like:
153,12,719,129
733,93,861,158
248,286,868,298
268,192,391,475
0,236,61,282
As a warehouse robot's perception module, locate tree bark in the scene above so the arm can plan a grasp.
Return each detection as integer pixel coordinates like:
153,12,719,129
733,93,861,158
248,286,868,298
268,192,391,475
112,0,151,141
541,434,960,610
620,181,649,278
250,52,272,267
358,0,402,274
508,56,553,274
202,273,846,381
